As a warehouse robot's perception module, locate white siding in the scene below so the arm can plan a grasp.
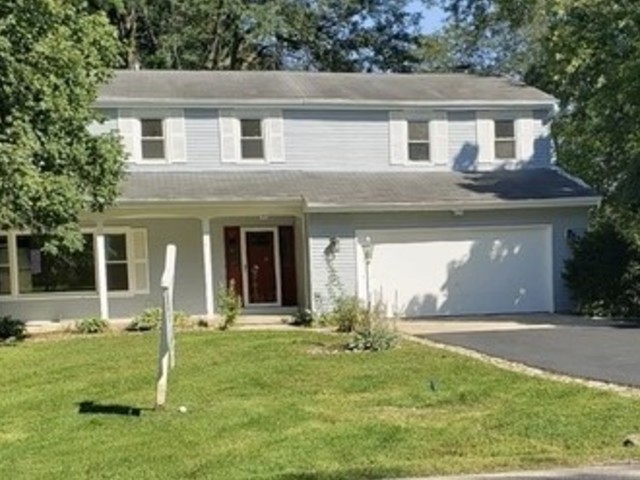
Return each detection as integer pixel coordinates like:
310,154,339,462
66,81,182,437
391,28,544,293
532,110,553,165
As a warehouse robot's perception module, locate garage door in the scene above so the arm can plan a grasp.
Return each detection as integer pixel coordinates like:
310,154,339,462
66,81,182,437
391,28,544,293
356,226,553,317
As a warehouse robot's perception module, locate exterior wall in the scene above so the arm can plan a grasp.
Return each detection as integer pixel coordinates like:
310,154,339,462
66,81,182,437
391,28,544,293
307,207,591,314
1,218,207,321
97,107,554,173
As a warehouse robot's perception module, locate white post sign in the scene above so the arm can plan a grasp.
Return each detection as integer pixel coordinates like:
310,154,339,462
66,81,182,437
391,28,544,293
156,244,177,409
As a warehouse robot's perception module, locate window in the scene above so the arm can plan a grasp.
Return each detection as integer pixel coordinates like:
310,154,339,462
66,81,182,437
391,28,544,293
141,118,165,160
240,119,264,159
17,234,96,294
3,231,145,296
0,236,9,295
408,121,430,161
495,120,516,159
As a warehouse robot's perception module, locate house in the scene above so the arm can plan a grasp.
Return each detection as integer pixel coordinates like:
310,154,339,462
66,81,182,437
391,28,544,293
0,70,599,322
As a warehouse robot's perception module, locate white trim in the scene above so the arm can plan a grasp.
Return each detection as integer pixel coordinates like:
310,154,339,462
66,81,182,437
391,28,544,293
8,231,18,296
355,224,555,315
96,225,109,320
304,196,601,213
201,218,215,318
240,227,282,307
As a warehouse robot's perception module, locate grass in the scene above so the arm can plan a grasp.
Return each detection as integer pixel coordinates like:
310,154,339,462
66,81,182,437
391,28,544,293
1,330,640,479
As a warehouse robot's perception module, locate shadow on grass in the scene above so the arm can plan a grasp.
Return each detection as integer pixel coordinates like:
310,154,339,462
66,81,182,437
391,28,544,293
77,400,151,417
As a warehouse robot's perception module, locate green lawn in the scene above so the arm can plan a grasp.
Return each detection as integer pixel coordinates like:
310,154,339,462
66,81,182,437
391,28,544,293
1,330,640,479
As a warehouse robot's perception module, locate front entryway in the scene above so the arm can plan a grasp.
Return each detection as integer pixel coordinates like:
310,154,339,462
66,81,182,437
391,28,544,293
243,229,280,305
224,225,298,307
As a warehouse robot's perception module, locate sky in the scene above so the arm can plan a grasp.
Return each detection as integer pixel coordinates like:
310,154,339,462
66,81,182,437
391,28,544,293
408,1,448,34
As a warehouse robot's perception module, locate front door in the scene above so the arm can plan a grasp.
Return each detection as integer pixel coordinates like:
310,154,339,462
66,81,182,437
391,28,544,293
242,229,280,305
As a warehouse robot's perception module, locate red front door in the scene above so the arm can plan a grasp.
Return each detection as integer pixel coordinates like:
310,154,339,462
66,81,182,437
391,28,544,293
245,230,278,304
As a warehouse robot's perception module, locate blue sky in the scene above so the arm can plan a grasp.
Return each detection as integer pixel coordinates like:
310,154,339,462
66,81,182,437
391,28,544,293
408,1,447,34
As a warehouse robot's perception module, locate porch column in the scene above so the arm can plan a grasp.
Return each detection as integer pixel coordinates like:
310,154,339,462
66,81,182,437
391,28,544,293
96,223,109,320
201,218,215,318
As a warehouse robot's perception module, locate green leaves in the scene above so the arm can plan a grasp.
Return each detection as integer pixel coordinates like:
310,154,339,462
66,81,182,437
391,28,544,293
0,0,125,251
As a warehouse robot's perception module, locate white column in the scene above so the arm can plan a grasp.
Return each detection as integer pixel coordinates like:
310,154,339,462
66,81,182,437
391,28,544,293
201,218,215,318
96,223,109,320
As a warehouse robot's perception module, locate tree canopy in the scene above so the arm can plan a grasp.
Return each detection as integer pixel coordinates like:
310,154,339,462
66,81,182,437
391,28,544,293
89,0,422,72
0,0,125,252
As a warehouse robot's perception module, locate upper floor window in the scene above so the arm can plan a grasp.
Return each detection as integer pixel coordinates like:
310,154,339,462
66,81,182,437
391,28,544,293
408,121,430,162
495,120,516,159
141,118,166,161
240,119,264,160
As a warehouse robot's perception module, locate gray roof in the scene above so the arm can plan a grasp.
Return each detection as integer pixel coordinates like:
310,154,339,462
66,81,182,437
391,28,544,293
100,70,555,105
118,169,598,209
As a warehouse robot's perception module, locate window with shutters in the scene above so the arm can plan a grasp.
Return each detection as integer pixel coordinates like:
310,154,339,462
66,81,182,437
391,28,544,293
140,118,166,160
407,120,430,162
0,229,148,297
494,119,516,160
240,119,264,160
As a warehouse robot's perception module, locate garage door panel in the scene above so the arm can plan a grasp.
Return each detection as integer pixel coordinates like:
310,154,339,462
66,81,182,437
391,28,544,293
361,226,552,317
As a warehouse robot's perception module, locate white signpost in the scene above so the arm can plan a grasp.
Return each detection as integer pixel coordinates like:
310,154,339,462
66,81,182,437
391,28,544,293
156,244,177,409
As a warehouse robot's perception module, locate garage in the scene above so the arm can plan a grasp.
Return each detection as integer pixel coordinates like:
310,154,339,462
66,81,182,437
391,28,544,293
356,225,554,317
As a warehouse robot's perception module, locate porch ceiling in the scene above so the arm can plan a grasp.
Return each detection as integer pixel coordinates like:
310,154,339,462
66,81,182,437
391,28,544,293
117,169,599,210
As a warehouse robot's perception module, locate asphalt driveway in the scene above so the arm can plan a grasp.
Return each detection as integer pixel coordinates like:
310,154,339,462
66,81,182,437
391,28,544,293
412,316,640,387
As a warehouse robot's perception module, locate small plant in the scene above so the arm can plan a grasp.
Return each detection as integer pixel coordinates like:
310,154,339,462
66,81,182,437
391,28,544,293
346,326,398,352
290,308,316,327
196,318,210,328
320,296,367,332
217,281,242,330
0,315,26,343
126,308,190,331
75,316,109,334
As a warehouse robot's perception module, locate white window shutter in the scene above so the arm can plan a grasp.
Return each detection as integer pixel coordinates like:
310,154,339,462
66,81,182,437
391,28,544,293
219,110,239,163
266,111,285,163
476,111,494,163
430,112,449,166
389,111,408,165
131,229,149,294
515,112,534,161
117,109,141,163
167,110,186,163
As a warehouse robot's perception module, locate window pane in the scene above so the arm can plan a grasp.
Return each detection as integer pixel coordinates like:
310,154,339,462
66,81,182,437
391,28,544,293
408,121,429,141
17,235,95,293
409,143,430,161
0,267,9,295
141,119,163,138
106,234,127,261
107,264,129,291
241,119,262,138
142,139,165,159
0,236,7,265
495,120,514,139
241,138,264,159
495,140,516,159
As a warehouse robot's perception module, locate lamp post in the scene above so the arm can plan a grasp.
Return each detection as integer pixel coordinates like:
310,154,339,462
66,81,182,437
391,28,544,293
361,236,374,320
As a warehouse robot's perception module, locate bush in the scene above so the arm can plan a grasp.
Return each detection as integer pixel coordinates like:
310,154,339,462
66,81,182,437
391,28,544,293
290,309,316,327
564,218,640,317
0,316,26,342
346,325,398,352
75,317,109,334
127,308,190,331
217,281,242,330
320,296,367,332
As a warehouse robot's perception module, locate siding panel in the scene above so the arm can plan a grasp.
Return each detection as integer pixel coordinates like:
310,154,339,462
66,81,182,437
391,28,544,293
447,111,478,171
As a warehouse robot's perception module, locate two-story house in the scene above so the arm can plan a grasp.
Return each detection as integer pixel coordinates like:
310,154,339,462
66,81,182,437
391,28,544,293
0,70,599,322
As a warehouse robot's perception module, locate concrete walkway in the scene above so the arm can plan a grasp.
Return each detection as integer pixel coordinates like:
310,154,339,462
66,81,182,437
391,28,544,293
398,464,640,479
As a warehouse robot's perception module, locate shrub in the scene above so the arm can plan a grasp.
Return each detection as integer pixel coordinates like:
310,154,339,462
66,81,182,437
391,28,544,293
290,309,316,327
346,325,398,352
320,296,367,332
127,308,190,331
564,218,640,318
0,316,26,342
75,316,109,334
217,281,242,330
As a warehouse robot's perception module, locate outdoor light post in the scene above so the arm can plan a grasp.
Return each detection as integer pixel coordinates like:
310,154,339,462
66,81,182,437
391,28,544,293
361,236,374,317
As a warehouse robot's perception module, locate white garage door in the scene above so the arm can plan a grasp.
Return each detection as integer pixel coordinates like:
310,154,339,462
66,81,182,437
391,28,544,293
356,226,553,317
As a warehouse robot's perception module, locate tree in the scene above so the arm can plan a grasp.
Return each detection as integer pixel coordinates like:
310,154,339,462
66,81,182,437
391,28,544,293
0,0,125,253
90,0,422,72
